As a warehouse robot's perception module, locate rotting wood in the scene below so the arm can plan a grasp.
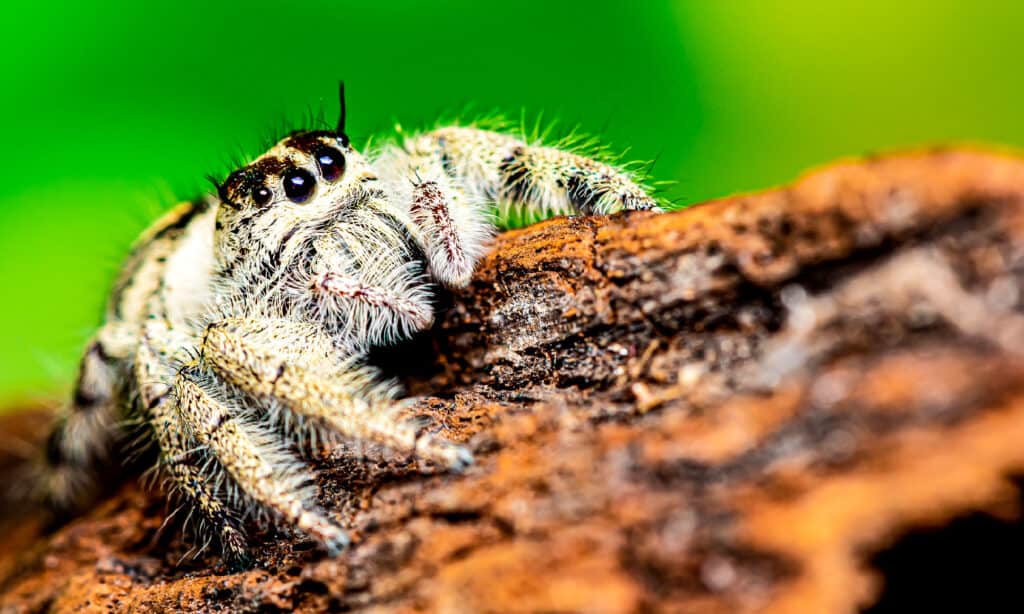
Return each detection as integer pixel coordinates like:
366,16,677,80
3,148,1024,612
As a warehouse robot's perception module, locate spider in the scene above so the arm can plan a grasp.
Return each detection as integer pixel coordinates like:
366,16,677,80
38,83,662,569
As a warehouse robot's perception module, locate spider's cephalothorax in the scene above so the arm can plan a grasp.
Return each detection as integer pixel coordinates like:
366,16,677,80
34,84,662,568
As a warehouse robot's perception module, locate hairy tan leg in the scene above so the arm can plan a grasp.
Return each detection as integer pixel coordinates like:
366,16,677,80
135,328,250,569
173,363,350,553
375,126,660,288
401,125,662,217
199,317,472,469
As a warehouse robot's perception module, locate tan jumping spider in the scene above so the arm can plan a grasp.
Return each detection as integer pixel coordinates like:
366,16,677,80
39,84,662,568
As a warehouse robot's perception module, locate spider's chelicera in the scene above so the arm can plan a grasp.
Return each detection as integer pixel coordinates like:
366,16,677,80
37,83,662,569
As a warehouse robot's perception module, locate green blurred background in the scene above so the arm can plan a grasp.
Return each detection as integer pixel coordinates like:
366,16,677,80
1,1,1022,405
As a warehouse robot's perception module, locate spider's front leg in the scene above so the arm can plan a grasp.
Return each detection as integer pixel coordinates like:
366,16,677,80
381,126,662,287
196,317,472,470
408,126,662,215
166,314,470,556
134,325,251,569
173,362,351,555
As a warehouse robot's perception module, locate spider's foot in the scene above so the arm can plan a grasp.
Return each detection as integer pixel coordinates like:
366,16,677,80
306,515,351,555
220,523,253,572
415,433,475,472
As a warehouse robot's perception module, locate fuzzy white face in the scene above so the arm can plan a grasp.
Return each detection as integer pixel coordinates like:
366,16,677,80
214,131,378,265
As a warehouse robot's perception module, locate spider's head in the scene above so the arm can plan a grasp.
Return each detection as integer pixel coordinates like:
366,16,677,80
212,84,378,260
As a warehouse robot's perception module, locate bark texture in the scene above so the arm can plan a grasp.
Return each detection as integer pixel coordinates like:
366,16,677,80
4,148,1024,613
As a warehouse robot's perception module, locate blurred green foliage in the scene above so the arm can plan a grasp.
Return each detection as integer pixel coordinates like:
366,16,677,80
1,1,1022,404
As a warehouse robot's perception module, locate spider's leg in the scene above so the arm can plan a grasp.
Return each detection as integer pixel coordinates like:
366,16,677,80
135,326,250,569
383,125,661,223
198,317,472,469
37,323,134,514
173,361,350,554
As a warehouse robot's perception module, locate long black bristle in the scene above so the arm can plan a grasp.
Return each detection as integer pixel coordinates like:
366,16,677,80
337,81,347,135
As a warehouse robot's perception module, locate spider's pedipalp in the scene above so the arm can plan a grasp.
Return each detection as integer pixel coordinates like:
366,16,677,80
313,271,433,330
409,179,478,288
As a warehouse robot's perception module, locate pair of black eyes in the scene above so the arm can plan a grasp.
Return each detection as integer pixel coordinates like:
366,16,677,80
251,146,346,205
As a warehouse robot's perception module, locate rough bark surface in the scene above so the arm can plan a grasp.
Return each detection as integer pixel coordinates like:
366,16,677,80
4,148,1024,613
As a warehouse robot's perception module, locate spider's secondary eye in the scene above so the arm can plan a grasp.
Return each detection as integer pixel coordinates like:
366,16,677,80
313,146,346,181
251,185,273,206
282,168,316,203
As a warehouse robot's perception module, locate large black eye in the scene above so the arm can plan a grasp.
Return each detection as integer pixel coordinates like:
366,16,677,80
251,184,273,206
314,146,346,181
282,168,316,203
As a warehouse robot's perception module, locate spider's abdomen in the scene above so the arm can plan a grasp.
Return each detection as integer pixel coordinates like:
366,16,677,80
107,198,217,331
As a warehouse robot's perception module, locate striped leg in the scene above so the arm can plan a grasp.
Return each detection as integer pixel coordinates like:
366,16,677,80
135,328,250,569
399,125,662,218
198,317,472,469
377,126,661,287
173,365,350,554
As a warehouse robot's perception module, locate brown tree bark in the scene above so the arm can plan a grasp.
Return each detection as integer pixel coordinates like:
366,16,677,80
3,148,1024,613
